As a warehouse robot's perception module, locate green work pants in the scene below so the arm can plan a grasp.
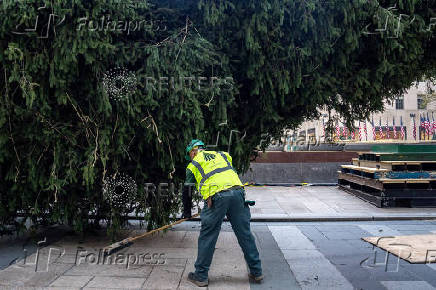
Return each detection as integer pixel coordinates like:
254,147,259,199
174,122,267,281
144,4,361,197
194,187,262,280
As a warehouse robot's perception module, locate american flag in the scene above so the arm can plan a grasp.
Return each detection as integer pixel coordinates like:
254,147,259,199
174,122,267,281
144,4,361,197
393,117,397,139
385,118,390,139
322,118,326,137
336,122,340,139
342,125,347,138
420,114,425,137
379,118,383,139
371,117,376,140
426,112,431,137
358,121,362,141
432,112,436,136
364,120,368,140
413,116,417,140
400,116,405,139
419,114,424,139
424,114,429,138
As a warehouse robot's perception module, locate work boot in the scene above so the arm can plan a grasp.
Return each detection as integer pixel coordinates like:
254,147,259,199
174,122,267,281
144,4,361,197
187,272,208,287
248,273,264,283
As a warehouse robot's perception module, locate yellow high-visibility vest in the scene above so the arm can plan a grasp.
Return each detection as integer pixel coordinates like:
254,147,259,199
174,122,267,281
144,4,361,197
187,150,243,200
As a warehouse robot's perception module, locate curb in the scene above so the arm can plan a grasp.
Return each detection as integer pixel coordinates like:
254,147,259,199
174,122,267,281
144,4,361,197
189,216,436,222
244,183,338,187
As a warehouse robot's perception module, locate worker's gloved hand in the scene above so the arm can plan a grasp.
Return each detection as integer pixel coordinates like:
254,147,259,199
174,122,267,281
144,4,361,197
182,183,194,218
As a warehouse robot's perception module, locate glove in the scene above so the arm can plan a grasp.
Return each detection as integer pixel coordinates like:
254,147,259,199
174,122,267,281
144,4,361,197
182,183,194,218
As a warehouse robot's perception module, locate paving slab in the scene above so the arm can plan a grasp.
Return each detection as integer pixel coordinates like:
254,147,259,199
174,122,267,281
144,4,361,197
381,280,436,290
245,186,436,221
282,249,353,290
293,221,436,290
142,266,184,289
208,272,249,290
269,226,316,250
252,229,300,290
178,258,202,290
269,225,353,289
0,228,254,290
85,276,145,289
49,275,93,287
64,263,153,278
0,262,72,287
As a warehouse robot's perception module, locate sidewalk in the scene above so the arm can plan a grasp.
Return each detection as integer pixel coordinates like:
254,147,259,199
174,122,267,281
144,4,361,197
0,226,253,289
3,219,436,290
2,186,436,289
245,186,436,221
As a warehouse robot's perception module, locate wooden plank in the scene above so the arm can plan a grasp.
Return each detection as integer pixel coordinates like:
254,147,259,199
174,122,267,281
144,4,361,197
379,179,406,184
382,161,436,164
355,160,392,170
341,165,358,169
361,167,388,173
340,185,436,207
406,180,431,184
338,185,384,207
379,178,433,183
341,165,388,173
338,172,384,191
363,234,436,264
384,188,436,198
359,160,436,165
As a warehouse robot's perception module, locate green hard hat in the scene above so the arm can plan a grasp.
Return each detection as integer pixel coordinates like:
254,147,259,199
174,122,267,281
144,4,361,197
185,139,205,160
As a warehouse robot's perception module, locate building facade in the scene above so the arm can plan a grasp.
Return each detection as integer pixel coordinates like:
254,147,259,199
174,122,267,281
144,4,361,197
284,81,436,149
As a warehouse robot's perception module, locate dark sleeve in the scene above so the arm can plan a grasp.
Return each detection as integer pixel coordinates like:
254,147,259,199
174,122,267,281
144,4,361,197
182,168,196,218
185,167,196,184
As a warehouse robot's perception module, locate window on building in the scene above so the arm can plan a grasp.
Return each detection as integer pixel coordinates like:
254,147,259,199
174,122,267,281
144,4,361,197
307,128,316,144
418,95,427,110
395,96,404,110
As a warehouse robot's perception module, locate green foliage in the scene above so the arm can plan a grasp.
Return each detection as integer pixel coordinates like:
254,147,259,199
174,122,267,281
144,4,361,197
0,0,434,235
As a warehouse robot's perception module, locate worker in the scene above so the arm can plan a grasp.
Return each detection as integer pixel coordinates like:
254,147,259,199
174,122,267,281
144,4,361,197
182,139,263,287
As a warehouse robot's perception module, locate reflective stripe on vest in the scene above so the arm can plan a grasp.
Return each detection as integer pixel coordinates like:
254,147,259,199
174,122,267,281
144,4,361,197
190,152,233,193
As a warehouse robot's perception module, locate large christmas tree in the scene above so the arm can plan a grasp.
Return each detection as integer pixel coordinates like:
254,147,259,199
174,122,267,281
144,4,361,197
0,0,434,235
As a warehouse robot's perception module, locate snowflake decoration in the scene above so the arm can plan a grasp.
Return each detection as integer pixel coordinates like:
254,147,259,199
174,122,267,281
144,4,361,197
102,67,137,101
102,173,137,210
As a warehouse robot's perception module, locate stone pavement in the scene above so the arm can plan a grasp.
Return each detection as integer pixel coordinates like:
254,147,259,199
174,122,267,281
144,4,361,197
2,220,436,289
268,220,436,290
245,186,436,220
0,224,254,290
2,186,436,289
